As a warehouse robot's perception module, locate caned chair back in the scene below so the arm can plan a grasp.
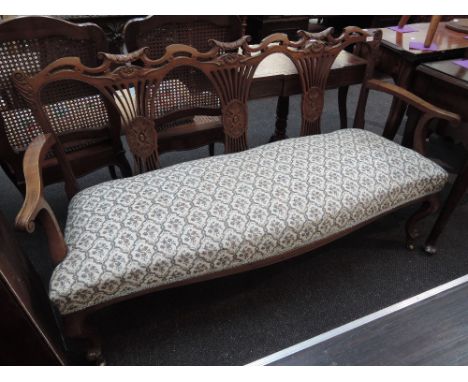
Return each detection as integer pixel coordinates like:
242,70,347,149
123,16,245,131
0,16,126,191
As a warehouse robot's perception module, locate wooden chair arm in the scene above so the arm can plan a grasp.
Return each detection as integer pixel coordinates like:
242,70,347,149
365,79,461,156
15,134,67,265
366,79,461,125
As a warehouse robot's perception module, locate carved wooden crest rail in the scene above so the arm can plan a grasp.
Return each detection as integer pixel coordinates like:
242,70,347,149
13,27,381,176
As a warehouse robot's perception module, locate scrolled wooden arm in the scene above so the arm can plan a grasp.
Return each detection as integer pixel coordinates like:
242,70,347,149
365,79,461,156
15,133,67,265
366,79,460,125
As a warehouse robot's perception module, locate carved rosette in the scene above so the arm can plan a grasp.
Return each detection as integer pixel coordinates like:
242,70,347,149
302,86,324,123
222,100,247,139
219,53,242,65
114,65,140,79
125,117,158,159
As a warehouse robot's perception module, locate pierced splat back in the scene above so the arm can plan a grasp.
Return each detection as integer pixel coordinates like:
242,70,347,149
276,27,381,136
123,16,245,131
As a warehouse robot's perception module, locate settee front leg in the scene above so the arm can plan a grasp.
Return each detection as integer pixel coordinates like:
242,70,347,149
63,313,105,365
405,194,441,250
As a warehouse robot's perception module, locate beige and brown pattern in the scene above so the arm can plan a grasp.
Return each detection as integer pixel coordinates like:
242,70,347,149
49,129,448,315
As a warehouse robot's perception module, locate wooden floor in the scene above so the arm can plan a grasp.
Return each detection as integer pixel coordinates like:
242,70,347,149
249,275,468,366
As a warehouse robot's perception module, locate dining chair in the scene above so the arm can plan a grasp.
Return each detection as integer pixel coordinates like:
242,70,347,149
123,15,246,157
0,16,131,195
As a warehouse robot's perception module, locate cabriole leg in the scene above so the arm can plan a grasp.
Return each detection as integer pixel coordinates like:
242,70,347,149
405,195,440,250
63,313,105,365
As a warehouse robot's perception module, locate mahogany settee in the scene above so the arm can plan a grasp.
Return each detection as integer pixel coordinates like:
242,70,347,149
12,27,460,363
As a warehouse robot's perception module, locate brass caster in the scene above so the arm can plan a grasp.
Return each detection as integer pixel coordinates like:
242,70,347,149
87,350,105,366
424,244,437,256
409,229,420,239
406,241,416,251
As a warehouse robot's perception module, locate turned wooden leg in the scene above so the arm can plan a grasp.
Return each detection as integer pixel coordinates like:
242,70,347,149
208,142,215,156
108,166,118,179
398,15,411,29
353,85,371,130
270,96,290,142
338,86,349,129
63,313,105,365
401,105,421,148
116,152,132,178
425,162,468,255
424,16,441,48
382,63,413,141
406,194,441,250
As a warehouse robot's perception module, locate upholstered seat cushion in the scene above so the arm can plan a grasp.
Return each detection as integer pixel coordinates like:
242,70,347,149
50,129,448,315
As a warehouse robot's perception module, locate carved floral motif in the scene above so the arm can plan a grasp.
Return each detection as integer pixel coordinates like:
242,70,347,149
114,65,139,79
125,117,158,159
302,87,324,122
219,53,242,65
222,100,247,139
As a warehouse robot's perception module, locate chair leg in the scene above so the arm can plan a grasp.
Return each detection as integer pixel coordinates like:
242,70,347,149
63,313,105,365
405,194,440,250
424,16,441,48
108,166,118,179
116,152,133,178
209,143,215,156
1,162,26,196
425,162,468,255
270,96,290,142
338,86,349,129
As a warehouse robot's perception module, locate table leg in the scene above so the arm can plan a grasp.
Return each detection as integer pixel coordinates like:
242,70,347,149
401,105,420,148
425,160,468,254
382,62,413,141
270,95,289,142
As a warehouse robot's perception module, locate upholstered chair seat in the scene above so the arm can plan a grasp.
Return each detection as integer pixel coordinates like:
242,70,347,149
49,128,448,315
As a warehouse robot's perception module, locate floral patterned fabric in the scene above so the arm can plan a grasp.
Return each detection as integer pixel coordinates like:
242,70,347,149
50,129,448,315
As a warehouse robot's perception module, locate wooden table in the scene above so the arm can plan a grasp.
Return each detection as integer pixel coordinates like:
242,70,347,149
407,59,468,253
249,275,468,365
250,50,367,140
377,22,468,140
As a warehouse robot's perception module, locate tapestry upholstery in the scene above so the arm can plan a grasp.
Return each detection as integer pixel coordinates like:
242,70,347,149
49,129,448,314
